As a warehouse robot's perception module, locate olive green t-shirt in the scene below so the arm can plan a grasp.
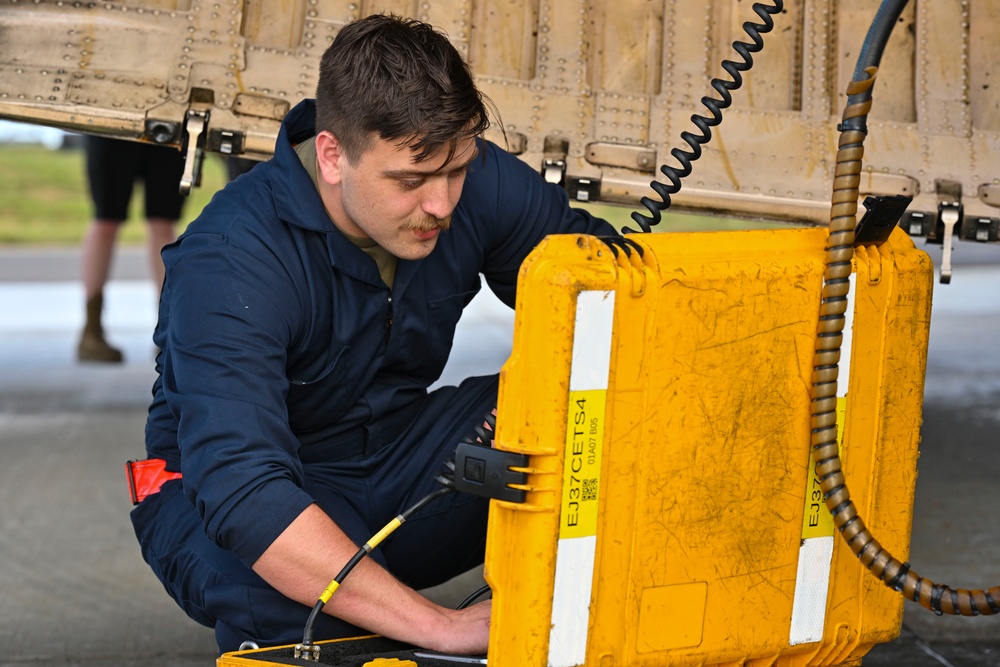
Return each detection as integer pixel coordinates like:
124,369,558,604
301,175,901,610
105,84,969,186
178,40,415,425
294,138,397,289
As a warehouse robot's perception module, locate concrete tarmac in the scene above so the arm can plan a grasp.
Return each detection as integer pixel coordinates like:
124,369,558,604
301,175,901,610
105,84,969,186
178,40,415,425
0,243,998,666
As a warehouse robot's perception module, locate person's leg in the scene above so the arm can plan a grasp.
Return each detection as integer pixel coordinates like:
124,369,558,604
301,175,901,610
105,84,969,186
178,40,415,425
131,479,373,654
80,220,121,300
78,136,135,362
138,142,185,297
78,220,125,361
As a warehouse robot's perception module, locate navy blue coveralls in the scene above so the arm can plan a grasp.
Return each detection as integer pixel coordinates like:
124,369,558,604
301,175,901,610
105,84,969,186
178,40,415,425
131,100,617,651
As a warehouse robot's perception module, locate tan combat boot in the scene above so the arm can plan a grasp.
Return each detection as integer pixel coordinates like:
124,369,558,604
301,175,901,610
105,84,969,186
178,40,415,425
77,292,124,363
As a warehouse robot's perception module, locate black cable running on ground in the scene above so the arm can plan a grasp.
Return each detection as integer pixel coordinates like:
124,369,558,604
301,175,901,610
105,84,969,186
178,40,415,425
624,0,784,233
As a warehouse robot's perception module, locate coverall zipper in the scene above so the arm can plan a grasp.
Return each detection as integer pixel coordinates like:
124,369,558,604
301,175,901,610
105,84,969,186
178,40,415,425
384,295,393,343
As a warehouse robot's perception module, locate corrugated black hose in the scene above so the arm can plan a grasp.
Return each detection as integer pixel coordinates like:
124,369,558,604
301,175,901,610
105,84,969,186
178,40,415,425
812,0,1000,616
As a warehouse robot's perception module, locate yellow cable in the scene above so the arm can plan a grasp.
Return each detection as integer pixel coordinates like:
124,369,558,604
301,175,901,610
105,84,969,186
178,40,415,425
366,516,403,551
318,580,341,605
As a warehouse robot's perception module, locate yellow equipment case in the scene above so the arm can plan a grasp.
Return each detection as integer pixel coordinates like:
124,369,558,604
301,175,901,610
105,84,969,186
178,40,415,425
219,224,933,667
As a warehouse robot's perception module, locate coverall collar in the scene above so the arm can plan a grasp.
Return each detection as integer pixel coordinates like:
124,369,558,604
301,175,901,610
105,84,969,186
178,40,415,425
270,100,391,289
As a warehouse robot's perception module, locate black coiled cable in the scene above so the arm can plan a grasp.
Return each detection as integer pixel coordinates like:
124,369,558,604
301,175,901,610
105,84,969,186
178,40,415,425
625,0,784,233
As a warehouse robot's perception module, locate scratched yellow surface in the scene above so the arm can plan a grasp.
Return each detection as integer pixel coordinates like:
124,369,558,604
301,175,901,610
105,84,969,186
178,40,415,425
487,227,932,666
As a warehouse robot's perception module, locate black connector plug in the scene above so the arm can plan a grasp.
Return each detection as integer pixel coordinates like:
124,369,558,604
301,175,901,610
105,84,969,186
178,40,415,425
438,410,529,503
453,443,528,503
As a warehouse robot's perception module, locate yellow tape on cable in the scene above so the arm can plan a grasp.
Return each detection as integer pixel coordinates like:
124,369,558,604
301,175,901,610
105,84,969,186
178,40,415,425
548,290,614,667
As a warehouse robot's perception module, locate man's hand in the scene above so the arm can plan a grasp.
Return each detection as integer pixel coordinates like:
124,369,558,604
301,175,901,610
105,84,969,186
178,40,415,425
252,504,491,654
429,599,491,655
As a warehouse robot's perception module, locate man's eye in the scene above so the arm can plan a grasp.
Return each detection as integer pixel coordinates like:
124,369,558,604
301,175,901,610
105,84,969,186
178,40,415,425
398,178,424,190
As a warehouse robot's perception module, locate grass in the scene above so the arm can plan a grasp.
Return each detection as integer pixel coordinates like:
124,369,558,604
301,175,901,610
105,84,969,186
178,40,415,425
0,141,785,246
0,142,228,245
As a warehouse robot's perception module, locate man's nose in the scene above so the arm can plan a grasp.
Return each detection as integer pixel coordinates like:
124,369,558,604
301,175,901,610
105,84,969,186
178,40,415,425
421,177,453,220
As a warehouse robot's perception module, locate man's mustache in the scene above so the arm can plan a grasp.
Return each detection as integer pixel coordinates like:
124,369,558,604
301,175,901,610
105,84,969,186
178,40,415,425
403,216,451,233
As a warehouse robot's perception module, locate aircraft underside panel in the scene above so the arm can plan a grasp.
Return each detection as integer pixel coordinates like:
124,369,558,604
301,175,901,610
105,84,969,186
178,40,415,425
0,0,997,222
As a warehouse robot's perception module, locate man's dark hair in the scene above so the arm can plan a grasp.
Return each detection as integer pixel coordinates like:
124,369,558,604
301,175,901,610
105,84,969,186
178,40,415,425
316,14,491,163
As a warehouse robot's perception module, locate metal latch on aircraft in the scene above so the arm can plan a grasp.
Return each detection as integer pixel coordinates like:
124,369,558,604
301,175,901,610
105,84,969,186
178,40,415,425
542,158,566,186
961,216,1000,243
179,109,209,196
933,201,963,284
207,129,245,156
585,142,657,173
542,136,568,186
566,175,601,202
901,210,933,237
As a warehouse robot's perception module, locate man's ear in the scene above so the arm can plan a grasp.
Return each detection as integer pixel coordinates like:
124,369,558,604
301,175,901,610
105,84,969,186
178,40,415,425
315,131,346,186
